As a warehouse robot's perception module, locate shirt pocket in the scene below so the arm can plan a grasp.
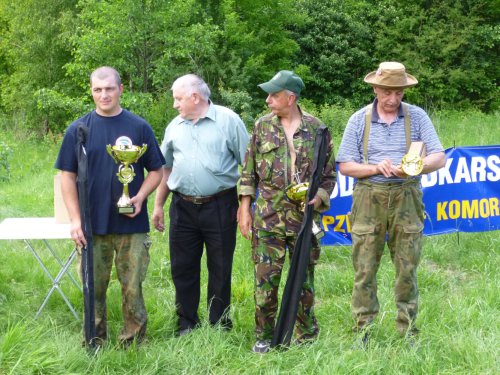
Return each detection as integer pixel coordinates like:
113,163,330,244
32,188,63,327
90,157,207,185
256,137,281,184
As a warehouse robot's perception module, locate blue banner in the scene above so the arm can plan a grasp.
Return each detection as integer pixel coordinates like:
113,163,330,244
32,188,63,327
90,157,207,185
321,145,500,245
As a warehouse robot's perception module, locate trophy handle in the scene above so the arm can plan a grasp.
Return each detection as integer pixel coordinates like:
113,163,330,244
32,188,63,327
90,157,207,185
137,144,148,160
106,144,119,164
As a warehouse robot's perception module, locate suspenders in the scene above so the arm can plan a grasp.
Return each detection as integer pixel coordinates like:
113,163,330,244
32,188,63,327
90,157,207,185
363,103,410,164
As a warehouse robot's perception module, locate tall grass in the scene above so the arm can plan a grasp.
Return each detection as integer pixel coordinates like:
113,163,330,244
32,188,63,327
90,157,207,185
0,111,498,374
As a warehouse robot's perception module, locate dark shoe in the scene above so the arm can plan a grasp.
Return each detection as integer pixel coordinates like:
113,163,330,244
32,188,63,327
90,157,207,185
352,331,369,350
404,328,419,347
252,339,271,354
118,335,145,349
210,318,233,331
296,333,317,346
81,336,106,349
177,327,193,337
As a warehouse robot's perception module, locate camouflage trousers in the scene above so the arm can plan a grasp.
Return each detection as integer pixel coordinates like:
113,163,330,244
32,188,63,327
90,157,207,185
349,180,424,335
252,229,320,341
78,233,151,341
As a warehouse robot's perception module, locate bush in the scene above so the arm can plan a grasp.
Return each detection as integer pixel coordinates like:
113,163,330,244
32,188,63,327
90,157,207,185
0,140,13,182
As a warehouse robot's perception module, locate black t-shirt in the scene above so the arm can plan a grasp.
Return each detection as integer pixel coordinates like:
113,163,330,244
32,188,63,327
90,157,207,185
55,110,165,235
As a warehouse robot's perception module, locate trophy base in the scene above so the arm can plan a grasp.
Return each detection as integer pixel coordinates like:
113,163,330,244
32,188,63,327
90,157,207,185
313,228,325,240
312,222,325,240
118,205,135,214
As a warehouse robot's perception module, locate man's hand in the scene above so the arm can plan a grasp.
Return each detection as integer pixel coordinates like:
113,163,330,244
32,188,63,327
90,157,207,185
307,194,322,210
390,164,408,179
238,196,253,240
126,193,146,218
70,220,87,247
376,159,396,178
152,207,165,232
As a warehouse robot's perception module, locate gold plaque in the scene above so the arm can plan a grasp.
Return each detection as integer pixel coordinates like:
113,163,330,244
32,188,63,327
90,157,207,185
401,141,426,176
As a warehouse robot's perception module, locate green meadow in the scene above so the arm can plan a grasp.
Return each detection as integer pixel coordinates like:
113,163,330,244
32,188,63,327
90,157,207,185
0,110,498,374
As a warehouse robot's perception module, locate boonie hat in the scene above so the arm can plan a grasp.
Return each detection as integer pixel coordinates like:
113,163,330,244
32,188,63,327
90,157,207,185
364,62,418,89
258,70,305,95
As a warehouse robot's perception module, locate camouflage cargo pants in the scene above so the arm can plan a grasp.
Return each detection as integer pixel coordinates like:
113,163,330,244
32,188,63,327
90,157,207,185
350,180,424,335
252,229,320,341
78,233,151,341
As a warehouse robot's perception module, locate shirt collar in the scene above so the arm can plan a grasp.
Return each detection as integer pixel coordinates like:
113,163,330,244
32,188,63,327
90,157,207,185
371,98,405,123
200,100,216,122
270,105,309,133
178,100,216,125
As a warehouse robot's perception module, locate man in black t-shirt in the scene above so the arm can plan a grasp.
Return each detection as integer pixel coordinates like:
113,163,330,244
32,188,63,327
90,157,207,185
55,66,165,346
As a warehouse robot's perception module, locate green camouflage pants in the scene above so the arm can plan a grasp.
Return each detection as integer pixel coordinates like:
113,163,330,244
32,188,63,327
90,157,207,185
252,229,320,341
78,233,151,341
349,180,424,334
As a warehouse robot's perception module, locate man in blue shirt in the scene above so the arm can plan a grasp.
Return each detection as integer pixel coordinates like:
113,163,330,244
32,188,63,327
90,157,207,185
55,66,165,346
337,62,445,345
153,74,249,336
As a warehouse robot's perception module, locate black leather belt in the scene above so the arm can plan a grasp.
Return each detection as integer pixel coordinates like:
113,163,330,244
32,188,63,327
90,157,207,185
176,187,236,205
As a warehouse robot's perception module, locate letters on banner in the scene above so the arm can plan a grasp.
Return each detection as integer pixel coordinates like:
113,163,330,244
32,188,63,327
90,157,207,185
321,145,500,246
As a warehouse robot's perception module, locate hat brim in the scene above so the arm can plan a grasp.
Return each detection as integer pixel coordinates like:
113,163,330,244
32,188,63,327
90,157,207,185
258,81,285,94
364,71,418,89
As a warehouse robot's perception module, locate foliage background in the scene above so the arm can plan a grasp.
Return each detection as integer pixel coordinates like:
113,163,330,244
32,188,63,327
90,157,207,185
0,0,498,137
0,1,498,373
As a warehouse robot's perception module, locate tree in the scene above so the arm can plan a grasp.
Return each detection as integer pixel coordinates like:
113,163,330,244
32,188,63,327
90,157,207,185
292,0,377,107
0,0,78,134
373,0,499,111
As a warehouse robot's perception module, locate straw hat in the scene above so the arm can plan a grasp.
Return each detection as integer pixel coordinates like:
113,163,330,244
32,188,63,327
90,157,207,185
364,62,418,89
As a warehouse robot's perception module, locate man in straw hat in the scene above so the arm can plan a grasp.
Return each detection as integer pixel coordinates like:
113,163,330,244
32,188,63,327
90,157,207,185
337,62,445,346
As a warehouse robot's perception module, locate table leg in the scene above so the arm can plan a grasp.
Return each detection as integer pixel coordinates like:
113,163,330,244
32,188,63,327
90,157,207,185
43,239,81,290
23,240,81,320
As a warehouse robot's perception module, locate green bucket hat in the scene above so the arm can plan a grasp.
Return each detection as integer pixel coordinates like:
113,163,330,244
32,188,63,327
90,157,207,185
258,70,305,95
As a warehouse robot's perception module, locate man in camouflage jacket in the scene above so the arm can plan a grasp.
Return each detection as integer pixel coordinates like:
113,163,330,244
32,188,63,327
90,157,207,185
239,71,336,353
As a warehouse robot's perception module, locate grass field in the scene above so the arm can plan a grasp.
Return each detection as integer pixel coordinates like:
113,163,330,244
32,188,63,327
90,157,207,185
0,110,498,374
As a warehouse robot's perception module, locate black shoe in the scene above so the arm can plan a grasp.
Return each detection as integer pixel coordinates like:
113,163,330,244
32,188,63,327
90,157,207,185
210,318,233,331
81,336,106,349
177,327,193,337
352,331,369,350
405,328,419,347
296,333,317,346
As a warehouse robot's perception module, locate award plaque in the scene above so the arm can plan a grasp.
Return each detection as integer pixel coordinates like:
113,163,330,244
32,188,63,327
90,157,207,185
106,136,147,214
401,141,426,176
285,174,325,240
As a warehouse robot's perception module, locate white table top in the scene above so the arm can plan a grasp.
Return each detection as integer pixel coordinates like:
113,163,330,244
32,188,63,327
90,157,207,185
0,218,71,240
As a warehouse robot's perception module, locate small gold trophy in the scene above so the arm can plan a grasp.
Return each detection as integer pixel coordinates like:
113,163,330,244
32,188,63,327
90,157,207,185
286,173,325,240
401,141,426,176
106,136,147,214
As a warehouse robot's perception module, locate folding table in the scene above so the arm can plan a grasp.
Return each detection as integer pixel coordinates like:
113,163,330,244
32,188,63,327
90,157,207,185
0,217,81,319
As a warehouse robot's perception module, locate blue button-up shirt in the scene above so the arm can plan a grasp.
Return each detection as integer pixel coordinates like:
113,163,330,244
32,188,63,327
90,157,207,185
160,101,249,196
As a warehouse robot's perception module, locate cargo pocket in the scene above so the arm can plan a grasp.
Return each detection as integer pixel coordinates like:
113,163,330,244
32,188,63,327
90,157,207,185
351,223,378,251
351,223,377,236
402,223,424,234
401,223,423,265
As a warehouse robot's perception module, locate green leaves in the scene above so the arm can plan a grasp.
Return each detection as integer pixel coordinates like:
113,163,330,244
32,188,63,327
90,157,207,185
0,0,497,136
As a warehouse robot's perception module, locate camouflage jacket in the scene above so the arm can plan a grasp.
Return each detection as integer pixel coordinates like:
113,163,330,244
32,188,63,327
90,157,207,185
240,109,337,233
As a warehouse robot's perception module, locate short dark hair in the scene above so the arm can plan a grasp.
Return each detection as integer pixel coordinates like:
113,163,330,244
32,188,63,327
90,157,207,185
90,66,122,86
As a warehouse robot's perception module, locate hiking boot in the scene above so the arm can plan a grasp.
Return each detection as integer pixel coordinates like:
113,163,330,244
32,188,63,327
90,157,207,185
252,339,271,354
352,331,369,350
296,333,317,346
404,328,419,347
